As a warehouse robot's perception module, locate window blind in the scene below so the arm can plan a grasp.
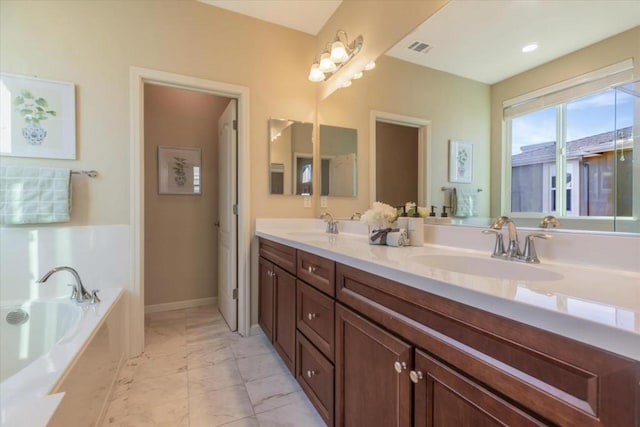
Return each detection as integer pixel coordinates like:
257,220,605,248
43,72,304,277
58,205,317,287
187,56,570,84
503,59,634,119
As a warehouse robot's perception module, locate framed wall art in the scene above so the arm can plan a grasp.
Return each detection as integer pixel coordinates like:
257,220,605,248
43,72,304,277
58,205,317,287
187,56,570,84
158,146,202,195
0,73,76,159
449,140,473,183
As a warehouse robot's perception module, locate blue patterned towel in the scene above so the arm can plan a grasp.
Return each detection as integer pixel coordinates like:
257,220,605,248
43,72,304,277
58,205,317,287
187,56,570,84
0,166,71,225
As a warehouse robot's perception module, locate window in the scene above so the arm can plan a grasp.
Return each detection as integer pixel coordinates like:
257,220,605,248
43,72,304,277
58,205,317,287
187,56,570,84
504,62,635,218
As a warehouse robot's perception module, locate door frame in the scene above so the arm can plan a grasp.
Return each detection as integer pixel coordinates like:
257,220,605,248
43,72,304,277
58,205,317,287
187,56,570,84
129,66,251,355
370,110,432,207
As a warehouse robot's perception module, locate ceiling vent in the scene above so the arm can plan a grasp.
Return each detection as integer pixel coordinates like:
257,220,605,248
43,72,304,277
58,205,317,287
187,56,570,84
407,41,432,54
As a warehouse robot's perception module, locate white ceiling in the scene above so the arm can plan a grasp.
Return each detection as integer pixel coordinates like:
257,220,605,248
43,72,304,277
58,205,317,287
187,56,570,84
199,0,342,35
200,0,640,84
386,0,640,84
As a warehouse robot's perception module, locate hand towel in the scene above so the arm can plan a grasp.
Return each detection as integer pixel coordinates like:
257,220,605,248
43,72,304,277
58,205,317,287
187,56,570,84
452,188,478,218
386,229,409,247
0,166,72,225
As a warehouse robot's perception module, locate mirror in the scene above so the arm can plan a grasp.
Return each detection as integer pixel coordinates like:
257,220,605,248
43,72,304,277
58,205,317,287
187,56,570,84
317,3,639,233
268,118,313,195
319,124,358,197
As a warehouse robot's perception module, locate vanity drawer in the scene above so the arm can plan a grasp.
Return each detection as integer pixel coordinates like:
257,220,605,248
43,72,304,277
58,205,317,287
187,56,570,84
297,280,335,362
297,331,334,427
297,250,335,296
259,238,297,275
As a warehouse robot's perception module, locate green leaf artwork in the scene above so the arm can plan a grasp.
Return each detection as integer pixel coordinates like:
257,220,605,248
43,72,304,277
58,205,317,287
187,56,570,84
14,91,56,125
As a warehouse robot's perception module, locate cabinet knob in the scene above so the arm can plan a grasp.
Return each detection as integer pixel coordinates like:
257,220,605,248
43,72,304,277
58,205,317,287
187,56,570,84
306,370,316,378
393,361,407,374
409,370,423,383
307,265,316,273
307,312,317,320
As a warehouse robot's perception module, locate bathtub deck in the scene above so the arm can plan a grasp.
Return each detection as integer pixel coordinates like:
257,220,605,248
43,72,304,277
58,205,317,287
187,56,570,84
102,305,325,427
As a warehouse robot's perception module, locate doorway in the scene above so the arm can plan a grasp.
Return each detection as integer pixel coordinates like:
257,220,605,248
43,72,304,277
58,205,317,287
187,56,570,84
370,111,432,207
142,83,237,330
130,67,250,356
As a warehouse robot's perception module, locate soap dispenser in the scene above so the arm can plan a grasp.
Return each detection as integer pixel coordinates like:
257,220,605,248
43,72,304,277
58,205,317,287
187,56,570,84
397,205,409,232
407,207,425,247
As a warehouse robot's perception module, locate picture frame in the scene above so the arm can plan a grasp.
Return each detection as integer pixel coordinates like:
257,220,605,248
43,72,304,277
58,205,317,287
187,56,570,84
158,146,202,195
449,140,473,183
0,73,76,159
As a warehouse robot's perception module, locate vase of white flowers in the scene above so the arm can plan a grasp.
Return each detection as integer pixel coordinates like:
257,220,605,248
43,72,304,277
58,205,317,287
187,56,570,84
360,202,398,245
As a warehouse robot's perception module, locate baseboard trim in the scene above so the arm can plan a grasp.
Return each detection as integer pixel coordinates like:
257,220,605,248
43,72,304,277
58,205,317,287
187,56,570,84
250,323,264,336
145,297,217,314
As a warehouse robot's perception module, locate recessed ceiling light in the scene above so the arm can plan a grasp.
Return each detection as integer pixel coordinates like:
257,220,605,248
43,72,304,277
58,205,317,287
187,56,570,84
522,43,538,53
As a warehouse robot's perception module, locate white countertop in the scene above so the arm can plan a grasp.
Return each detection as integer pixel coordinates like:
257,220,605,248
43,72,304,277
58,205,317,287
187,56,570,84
256,221,640,361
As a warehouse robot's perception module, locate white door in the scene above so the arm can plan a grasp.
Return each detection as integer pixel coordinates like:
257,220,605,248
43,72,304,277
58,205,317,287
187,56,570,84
217,99,237,330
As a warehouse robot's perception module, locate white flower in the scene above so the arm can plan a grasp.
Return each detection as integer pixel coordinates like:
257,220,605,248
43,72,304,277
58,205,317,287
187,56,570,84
360,201,398,228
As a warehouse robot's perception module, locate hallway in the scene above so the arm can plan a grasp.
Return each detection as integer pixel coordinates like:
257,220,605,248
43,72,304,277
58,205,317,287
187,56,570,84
102,305,325,426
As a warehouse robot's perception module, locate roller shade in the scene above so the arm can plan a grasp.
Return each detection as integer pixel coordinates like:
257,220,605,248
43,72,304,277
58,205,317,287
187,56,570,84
503,59,634,119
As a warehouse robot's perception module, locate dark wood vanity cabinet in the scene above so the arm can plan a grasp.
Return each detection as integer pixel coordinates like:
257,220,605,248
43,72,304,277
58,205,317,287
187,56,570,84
258,237,640,427
258,239,297,373
335,304,412,427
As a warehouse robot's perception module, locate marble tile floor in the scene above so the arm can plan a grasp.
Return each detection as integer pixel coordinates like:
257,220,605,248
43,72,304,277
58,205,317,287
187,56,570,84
102,305,326,427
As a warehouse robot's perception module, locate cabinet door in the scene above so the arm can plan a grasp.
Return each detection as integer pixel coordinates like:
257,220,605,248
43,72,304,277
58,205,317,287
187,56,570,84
274,266,296,373
335,304,412,427
414,350,547,427
258,257,275,341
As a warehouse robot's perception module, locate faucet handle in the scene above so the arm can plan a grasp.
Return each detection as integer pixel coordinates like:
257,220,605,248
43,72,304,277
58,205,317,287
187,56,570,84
521,233,551,263
90,289,101,304
540,216,560,228
482,229,505,258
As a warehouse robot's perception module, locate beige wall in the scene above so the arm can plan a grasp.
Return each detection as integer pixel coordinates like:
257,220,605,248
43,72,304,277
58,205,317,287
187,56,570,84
490,26,640,216
376,122,419,207
0,0,317,226
144,84,229,306
318,54,491,218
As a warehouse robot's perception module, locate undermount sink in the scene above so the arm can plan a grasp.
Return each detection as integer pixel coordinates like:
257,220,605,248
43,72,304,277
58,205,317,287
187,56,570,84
409,254,564,282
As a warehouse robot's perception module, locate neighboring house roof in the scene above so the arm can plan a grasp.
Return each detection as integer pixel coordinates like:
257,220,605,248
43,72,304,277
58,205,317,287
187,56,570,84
512,126,633,166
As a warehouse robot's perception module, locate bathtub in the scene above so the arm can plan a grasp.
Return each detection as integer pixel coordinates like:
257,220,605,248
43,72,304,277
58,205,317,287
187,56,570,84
0,288,125,427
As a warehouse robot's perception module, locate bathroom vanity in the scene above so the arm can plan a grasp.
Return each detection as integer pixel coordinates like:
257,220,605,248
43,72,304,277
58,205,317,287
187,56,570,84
256,223,639,427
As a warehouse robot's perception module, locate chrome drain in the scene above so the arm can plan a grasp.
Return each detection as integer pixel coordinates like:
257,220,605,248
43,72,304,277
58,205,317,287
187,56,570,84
6,308,29,325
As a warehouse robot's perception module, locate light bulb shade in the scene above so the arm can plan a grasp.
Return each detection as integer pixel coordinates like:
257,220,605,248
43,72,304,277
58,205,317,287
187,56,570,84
330,41,349,63
319,52,337,73
308,63,325,82
352,71,363,80
342,80,352,88
364,61,376,71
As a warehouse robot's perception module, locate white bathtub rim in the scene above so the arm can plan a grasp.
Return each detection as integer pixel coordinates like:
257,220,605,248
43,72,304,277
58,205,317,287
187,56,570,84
0,288,124,408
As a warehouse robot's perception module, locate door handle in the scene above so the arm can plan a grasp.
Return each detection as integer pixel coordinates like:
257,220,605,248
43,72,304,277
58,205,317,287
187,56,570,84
214,221,220,227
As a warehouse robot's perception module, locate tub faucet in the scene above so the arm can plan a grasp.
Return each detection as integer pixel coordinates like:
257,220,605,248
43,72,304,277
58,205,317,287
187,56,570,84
37,266,91,303
320,212,339,234
490,216,521,258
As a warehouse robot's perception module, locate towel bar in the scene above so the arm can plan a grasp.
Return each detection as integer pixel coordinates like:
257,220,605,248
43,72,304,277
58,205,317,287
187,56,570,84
441,186,481,192
71,170,98,178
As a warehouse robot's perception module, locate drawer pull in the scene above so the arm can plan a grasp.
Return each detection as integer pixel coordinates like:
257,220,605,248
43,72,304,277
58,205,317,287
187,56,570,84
410,370,423,383
394,361,407,374
307,312,317,320
306,370,317,378
307,265,316,273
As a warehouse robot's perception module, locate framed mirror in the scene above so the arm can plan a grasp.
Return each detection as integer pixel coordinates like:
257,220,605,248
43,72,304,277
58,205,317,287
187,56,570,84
319,124,357,197
268,118,313,195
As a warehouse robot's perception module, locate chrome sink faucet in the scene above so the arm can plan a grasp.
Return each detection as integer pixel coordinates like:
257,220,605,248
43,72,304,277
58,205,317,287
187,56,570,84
37,266,92,303
539,215,560,228
320,211,339,234
490,216,521,258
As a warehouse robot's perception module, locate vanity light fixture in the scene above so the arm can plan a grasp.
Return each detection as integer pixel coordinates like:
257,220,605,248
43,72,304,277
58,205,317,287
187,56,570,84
308,29,364,82
522,43,538,53
352,71,364,80
342,80,352,88
364,61,376,71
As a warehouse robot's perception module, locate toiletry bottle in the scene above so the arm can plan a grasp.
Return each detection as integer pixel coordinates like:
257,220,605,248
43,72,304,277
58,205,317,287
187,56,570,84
408,208,425,247
397,206,409,232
